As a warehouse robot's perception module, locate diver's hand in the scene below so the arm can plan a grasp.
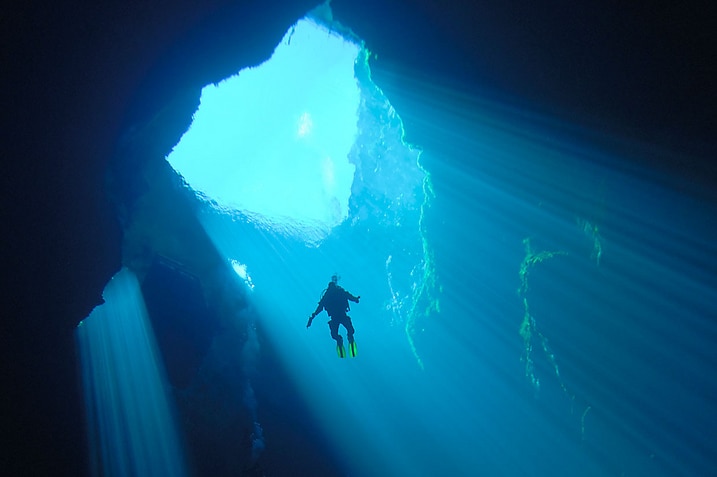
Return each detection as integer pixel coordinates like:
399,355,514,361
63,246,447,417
357,296,361,303
306,316,313,328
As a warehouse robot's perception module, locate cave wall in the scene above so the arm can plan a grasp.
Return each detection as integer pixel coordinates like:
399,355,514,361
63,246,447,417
2,0,715,475
1,1,317,474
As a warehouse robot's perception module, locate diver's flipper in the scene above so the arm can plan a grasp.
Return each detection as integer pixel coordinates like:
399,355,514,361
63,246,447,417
348,341,358,358
336,344,346,358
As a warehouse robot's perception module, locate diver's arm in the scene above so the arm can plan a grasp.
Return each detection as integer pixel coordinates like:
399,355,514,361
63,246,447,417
347,292,360,303
307,303,323,328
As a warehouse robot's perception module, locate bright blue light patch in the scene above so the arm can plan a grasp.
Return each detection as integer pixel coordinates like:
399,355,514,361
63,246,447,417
77,268,188,477
231,258,255,290
167,19,361,238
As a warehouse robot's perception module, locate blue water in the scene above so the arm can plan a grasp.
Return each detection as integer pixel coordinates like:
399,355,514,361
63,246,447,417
86,11,717,477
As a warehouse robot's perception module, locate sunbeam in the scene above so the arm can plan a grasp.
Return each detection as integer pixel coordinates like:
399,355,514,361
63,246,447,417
77,268,188,477
377,64,717,476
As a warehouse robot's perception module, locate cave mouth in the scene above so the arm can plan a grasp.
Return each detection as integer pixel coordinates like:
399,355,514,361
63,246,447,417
167,17,362,241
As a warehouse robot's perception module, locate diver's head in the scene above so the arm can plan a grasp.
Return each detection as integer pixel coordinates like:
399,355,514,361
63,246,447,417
331,274,339,285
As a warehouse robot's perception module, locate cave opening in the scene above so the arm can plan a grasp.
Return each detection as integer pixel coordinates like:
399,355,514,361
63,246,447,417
167,17,361,240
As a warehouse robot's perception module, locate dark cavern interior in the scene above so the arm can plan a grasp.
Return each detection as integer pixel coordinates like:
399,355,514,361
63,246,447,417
3,1,716,476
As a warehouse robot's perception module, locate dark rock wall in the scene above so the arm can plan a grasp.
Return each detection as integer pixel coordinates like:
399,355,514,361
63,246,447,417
2,0,714,475
332,0,716,192
1,1,316,474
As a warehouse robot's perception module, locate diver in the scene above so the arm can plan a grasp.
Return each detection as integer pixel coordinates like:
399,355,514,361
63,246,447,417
307,275,361,358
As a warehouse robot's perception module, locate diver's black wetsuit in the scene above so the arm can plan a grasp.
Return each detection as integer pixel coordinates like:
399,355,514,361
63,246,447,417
307,282,360,347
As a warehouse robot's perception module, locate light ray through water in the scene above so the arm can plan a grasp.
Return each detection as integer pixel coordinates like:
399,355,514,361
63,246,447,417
77,268,188,477
378,67,717,475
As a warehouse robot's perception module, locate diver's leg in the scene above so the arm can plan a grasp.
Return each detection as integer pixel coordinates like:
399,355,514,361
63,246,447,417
342,316,357,357
344,316,355,344
328,320,343,347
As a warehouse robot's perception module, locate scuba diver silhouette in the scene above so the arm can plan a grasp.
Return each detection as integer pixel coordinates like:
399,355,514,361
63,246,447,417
307,275,360,358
